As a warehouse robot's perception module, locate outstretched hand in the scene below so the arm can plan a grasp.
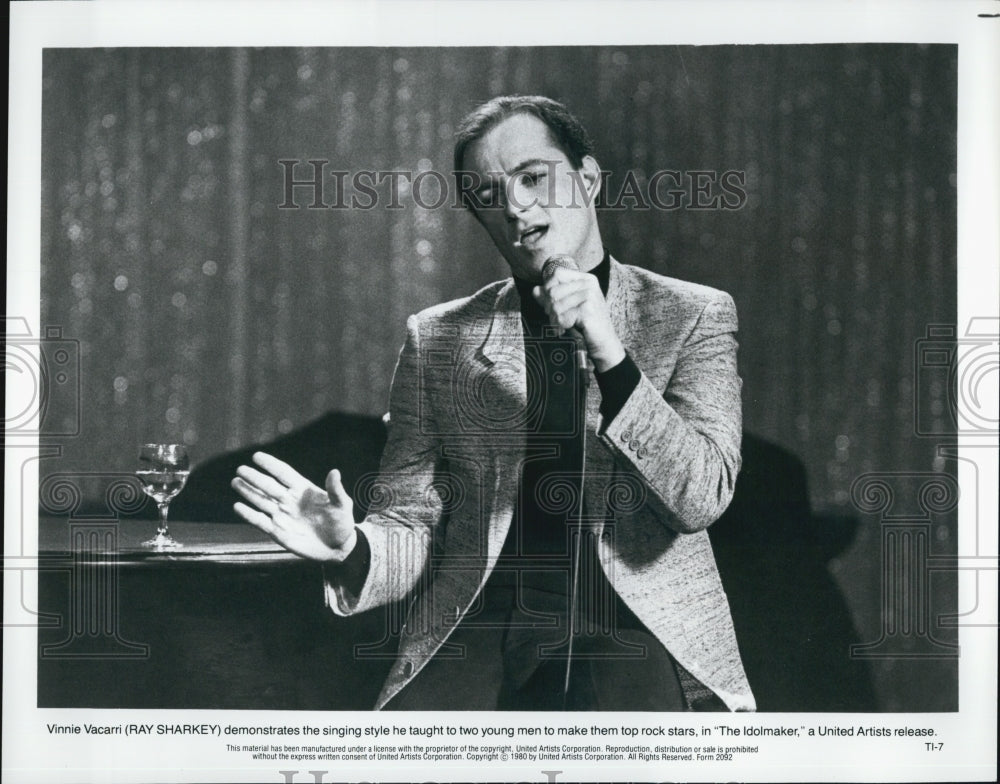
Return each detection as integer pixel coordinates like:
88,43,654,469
232,452,357,562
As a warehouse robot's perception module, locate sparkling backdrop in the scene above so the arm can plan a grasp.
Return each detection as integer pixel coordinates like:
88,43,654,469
40,45,957,710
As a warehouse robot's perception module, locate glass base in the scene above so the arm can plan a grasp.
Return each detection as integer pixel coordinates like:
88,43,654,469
143,532,183,549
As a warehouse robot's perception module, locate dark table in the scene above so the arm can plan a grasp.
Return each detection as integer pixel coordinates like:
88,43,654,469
36,517,396,710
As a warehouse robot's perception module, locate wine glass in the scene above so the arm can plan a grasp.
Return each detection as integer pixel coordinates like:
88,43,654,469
136,443,190,548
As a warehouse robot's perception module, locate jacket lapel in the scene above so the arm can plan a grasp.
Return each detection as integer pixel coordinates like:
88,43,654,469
588,259,635,532
606,256,637,360
476,280,527,561
481,280,524,367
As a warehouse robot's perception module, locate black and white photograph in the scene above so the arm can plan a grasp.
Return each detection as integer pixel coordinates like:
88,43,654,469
4,2,997,783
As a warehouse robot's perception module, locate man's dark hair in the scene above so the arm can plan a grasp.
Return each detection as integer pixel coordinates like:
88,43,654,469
452,95,595,209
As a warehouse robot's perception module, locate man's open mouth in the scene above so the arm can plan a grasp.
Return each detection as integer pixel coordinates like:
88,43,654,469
519,225,548,245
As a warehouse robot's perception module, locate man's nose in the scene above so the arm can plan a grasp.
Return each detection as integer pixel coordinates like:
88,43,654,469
502,175,533,219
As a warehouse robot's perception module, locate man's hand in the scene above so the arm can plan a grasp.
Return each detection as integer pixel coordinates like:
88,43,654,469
232,451,358,562
533,265,626,372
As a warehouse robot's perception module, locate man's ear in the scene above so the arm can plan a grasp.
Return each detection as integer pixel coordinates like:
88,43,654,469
578,155,602,206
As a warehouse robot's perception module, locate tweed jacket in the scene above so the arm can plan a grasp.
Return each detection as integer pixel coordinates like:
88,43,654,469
325,257,755,711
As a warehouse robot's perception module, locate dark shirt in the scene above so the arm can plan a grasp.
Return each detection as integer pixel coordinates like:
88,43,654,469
492,250,649,695
504,249,629,563
333,251,640,600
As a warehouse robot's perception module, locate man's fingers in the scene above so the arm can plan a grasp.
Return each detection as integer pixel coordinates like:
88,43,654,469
231,476,279,515
537,286,590,333
544,265,584,287
251,451,305,488
548,289,589,319
233,501,275,533
236,464,287,499
543,267,591,294
545,276,595,303
325,468,352,509
538,278,595,311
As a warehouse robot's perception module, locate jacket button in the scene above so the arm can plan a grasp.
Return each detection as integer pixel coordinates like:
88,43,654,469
402,661,414,677
637,448,647,459
629,440,641,452
621,430,632,442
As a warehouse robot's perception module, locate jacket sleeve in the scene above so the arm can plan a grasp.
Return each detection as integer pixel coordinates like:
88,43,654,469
323,314,441,615
597,291,742,533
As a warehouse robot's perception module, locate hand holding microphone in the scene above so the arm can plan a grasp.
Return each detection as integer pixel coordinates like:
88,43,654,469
535,255,626,373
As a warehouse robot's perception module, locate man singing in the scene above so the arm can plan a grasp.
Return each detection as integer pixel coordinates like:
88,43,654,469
232,95,755,712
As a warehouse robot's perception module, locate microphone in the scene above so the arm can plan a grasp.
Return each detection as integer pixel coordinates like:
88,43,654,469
542,256,588,708
541,255,591,375
541,253,578,281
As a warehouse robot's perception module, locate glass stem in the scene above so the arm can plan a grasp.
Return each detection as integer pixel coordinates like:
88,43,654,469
157,502,170,538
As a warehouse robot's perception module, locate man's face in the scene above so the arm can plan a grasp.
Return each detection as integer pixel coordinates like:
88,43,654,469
462,112,603,282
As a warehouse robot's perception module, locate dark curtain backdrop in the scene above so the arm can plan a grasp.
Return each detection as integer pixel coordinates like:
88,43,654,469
40,45,957,710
